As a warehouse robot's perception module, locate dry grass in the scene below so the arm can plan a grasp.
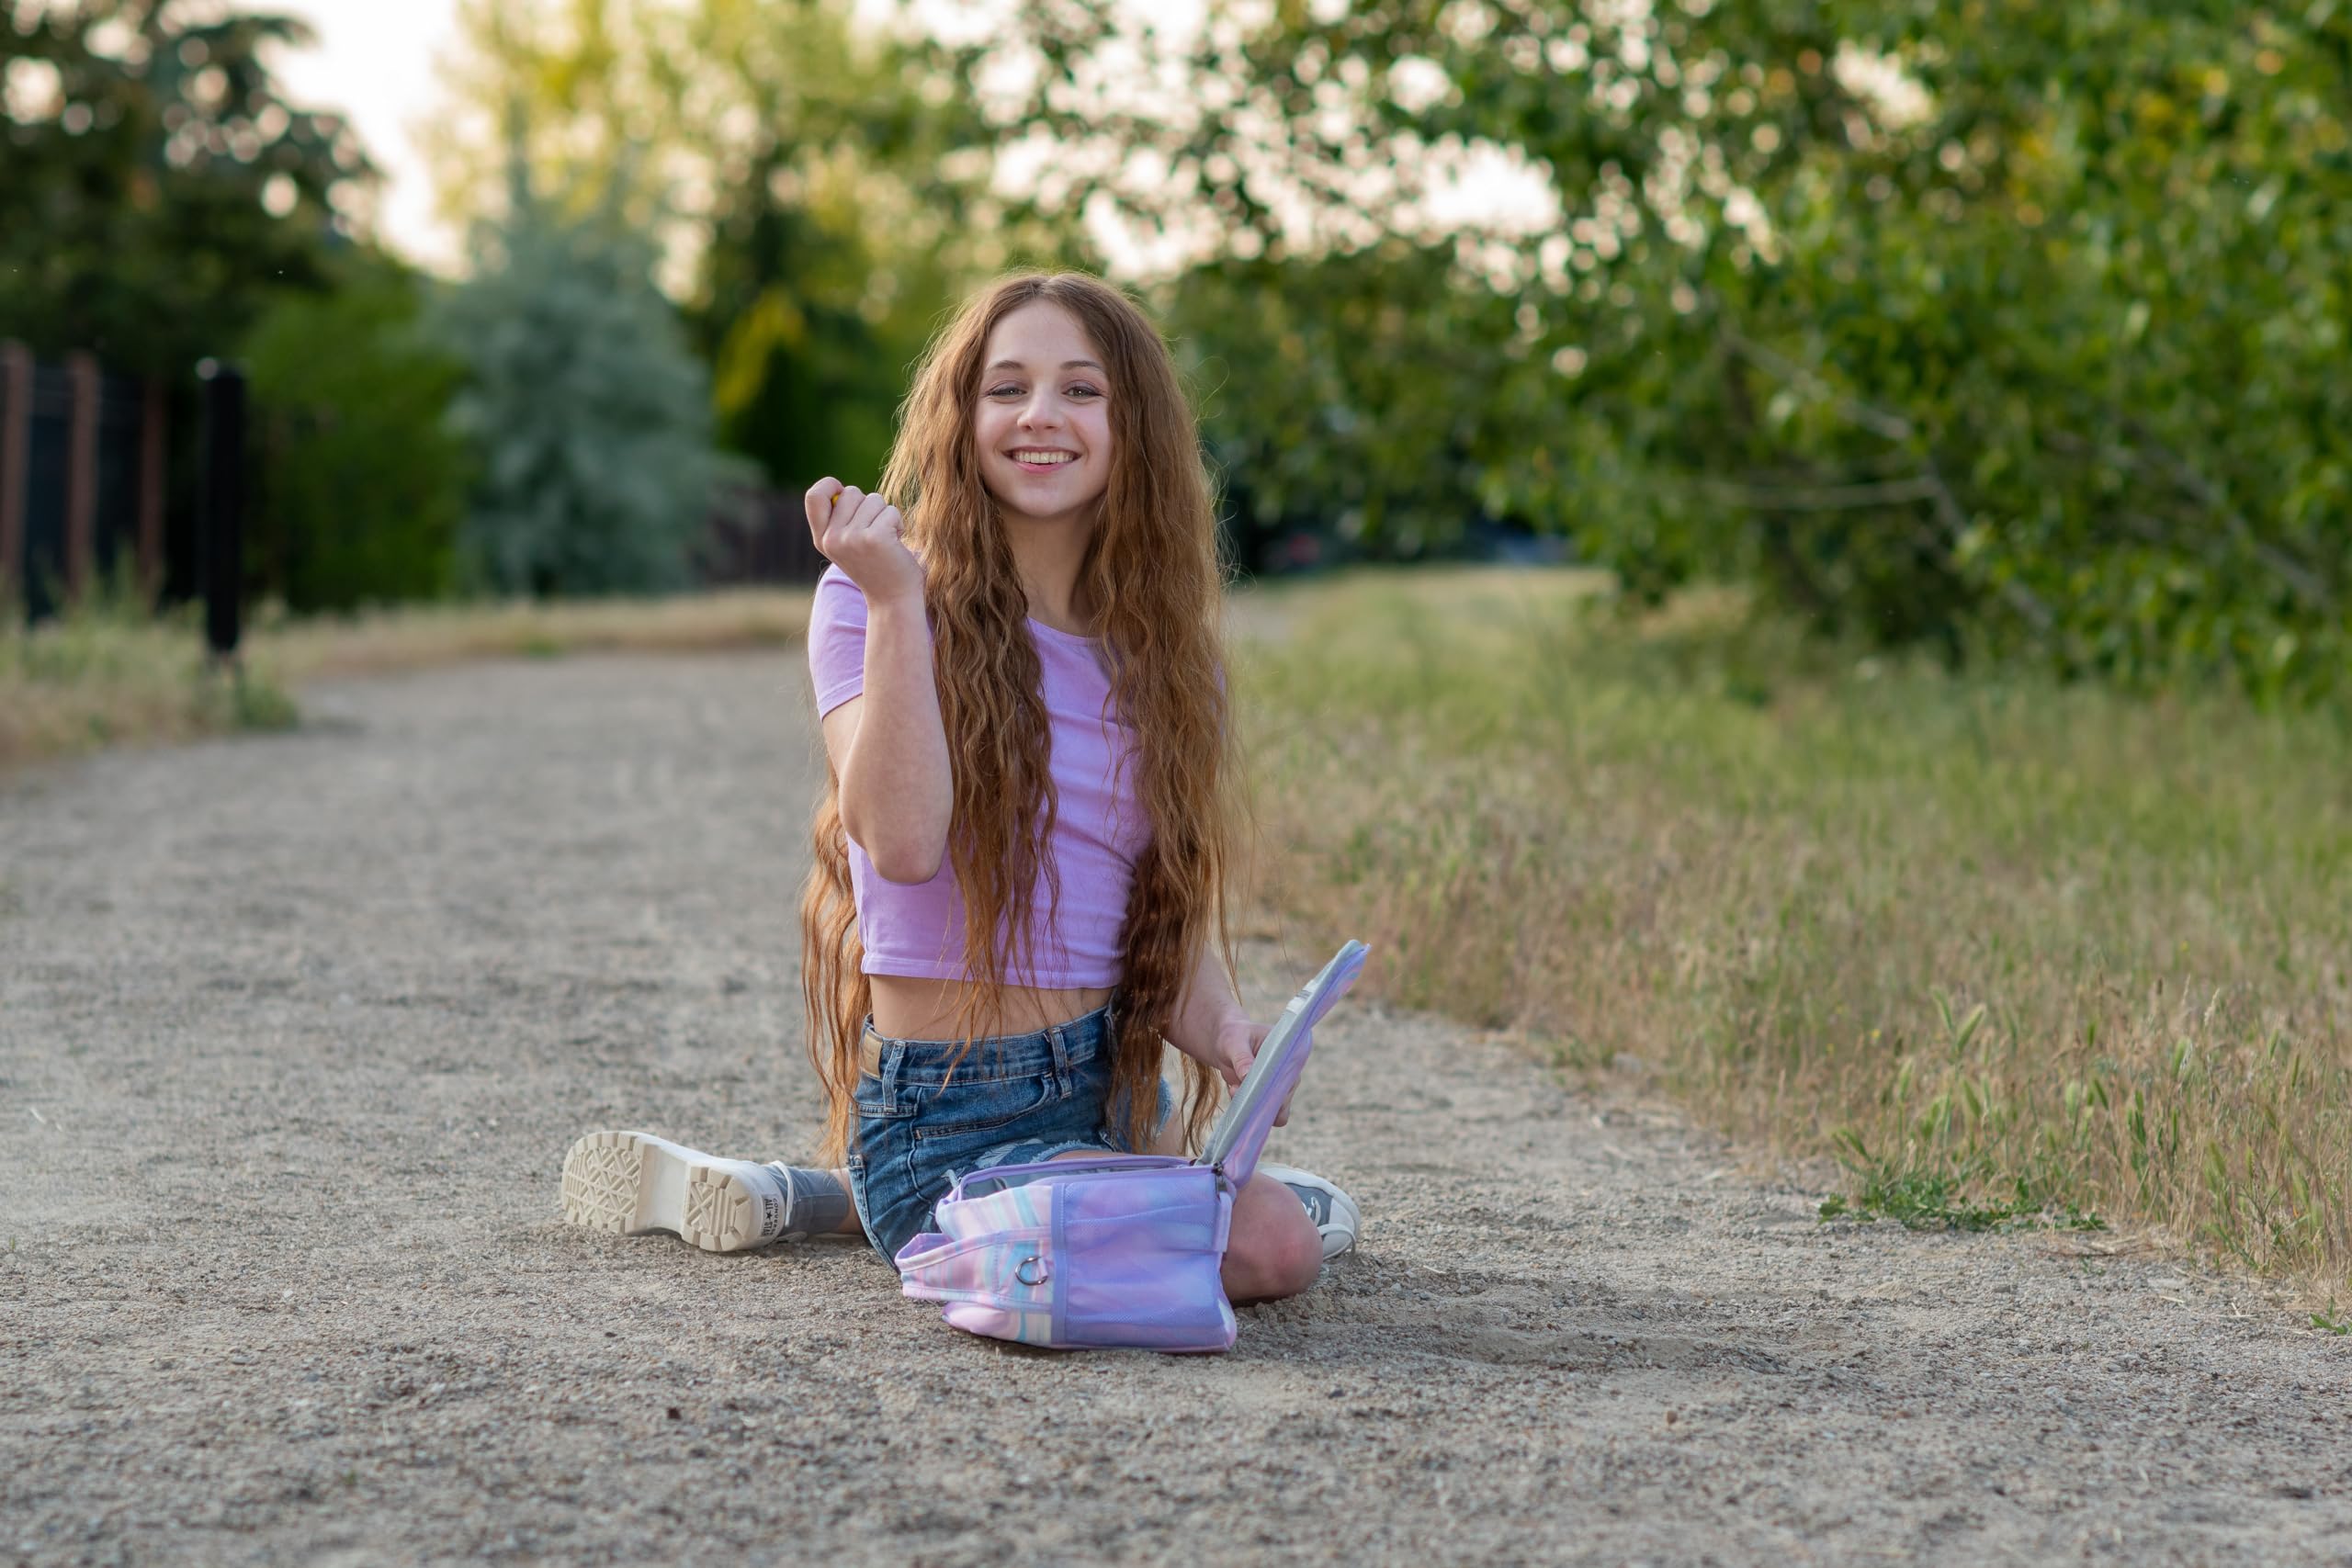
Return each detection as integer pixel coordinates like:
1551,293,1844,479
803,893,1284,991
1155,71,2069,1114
1236,567,2352,1302
0,595,299,771
0,587,811,774
255,588,811,682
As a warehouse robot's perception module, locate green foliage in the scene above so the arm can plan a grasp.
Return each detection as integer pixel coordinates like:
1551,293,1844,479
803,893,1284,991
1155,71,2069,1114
427,0,1059,493
1818,1132,2105,1233
0,0,376,376
1167,245,1528,559
242,265,470,611
961,1,2352,703
430,162,741,596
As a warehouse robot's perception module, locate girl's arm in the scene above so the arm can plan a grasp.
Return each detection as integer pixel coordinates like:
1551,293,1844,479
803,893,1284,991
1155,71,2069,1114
1166,935,1281,1118
808,478,952,884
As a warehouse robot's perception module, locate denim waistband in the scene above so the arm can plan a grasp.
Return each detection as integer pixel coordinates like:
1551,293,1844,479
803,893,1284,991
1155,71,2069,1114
859,999,1117,1084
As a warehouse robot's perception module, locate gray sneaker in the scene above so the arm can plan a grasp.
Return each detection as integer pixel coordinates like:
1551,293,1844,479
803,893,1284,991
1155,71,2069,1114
1260,1163,1361,1260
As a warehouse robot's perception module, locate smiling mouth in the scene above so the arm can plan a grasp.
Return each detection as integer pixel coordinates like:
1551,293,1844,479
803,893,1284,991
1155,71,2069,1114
1008,450,1077,468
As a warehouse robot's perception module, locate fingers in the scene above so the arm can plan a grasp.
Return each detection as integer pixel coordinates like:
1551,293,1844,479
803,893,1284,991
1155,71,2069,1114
805,480,904,560
803,476,842,539
825,485,865,549
1216,1019,1262,1090
843,491,899,536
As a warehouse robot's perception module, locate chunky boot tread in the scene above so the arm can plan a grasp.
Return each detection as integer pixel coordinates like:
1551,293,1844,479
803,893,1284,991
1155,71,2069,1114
560,1131,645,1235
559,1130,779,1253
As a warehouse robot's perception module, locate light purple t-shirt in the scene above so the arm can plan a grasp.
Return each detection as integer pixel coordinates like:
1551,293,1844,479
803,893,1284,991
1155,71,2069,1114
806,565,1149,987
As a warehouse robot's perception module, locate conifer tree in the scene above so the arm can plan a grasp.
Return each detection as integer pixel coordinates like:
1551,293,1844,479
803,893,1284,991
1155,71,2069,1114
433,147,738,596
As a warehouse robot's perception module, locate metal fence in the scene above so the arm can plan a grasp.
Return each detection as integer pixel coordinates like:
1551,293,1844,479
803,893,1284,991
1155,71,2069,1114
4,337,826,631
698,482,831,588
0,342,170,620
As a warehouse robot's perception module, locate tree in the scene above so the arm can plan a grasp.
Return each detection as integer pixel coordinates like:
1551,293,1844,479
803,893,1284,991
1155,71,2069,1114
242,261,471,611
0,0,377,376
423,0,1071,492
950,0,2352,701
431,152,742,596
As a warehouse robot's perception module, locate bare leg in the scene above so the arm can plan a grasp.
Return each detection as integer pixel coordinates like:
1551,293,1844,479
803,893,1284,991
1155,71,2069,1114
1220,1172,1326,1303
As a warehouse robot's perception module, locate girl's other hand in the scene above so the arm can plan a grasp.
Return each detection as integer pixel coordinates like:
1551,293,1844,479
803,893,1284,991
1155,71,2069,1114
1202,1018,1293,1123
805,476,924,607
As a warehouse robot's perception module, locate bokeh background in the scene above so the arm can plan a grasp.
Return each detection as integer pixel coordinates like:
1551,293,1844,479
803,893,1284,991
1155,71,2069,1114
5,1,2348,1298
7,0,2347,691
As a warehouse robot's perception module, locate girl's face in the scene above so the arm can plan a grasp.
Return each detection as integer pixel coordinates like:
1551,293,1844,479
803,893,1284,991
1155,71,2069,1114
972,300,1114,531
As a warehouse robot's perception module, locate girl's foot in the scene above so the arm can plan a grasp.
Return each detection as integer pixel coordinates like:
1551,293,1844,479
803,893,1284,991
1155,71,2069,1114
1259,1163,1361,1259
560,1130,826,1251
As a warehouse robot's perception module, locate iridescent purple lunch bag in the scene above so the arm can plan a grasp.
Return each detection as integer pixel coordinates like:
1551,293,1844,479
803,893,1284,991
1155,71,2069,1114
891,941,1368,1353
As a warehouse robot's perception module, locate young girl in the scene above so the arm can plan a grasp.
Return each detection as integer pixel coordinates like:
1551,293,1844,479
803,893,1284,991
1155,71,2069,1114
560,271,1358,1303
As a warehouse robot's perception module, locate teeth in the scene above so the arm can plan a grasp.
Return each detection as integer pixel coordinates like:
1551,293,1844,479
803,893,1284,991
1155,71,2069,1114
1012,451,1074,466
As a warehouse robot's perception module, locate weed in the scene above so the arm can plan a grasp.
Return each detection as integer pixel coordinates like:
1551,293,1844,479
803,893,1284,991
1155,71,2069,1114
234,672,300,731
1816,1146,2107,1234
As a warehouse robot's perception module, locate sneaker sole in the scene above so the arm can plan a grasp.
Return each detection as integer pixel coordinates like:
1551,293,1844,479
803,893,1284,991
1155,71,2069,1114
1316,1185,1363,1260
560,1130,776,1253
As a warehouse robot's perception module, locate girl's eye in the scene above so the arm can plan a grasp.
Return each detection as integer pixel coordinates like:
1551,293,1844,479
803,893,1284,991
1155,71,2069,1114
986,383,1102,399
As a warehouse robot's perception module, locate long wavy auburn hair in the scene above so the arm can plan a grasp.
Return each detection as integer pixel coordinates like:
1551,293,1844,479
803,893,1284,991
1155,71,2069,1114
798,271,1239,1166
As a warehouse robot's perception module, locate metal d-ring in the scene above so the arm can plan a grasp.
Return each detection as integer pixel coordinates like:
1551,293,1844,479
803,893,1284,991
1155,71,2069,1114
1014,1252,1051,1287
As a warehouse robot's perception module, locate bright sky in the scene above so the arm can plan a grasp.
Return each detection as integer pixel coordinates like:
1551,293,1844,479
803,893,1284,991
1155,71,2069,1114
268,0,468,276
261,0,1555,284
261,0,1057,276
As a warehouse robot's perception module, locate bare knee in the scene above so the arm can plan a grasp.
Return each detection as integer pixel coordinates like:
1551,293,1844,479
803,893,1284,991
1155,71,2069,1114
1221,1176,1324,1304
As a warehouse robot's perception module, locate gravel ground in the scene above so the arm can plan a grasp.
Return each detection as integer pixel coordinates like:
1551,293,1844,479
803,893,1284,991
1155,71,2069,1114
4,650,2348,1568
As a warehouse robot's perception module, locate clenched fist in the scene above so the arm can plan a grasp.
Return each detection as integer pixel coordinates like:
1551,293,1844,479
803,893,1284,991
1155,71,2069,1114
805,477,925,608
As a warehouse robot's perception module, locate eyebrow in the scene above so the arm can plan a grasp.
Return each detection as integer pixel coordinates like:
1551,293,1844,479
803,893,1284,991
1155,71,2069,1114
986,357,1105,372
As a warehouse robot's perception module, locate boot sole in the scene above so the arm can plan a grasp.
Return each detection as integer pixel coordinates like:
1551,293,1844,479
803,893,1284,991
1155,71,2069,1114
560,1130,778,1253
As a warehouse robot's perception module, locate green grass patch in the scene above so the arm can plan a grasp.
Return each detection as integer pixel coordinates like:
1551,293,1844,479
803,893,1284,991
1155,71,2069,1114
1236,567,2352,1298
1817,1132,2106,1234
1,585,302,772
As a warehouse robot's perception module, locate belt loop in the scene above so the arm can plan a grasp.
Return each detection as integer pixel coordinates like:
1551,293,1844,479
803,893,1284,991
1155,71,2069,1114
876,1027,902,1112
1046,1020,1074,1100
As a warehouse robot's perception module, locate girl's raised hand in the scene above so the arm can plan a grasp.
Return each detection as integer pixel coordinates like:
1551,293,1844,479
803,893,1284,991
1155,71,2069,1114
805,477,924,607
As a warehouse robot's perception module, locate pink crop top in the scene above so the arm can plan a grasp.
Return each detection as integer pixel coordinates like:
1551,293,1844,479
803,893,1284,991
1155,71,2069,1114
805,565,1149,987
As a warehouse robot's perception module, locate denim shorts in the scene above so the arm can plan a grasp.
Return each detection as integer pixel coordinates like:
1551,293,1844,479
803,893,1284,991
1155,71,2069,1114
847,999,1173,1264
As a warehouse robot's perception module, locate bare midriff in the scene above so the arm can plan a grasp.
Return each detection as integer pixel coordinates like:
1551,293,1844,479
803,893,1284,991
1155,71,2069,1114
867,974,1116,1042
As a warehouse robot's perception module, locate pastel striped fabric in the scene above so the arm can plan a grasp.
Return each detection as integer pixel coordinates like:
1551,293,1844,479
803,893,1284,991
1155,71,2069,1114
894,1159,1238,1351
893,1182,1059,1347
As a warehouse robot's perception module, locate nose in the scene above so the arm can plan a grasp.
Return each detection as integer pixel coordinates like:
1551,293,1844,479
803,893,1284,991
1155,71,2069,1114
1018,389,1062,431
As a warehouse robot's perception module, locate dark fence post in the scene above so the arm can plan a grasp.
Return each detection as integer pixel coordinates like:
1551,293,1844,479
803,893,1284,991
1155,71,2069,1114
0,341,27,610
139,376,167,604
64,351,99,601
197,359,245,660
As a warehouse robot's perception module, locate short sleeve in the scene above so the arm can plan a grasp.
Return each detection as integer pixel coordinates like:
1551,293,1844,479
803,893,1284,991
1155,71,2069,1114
807,565,869,717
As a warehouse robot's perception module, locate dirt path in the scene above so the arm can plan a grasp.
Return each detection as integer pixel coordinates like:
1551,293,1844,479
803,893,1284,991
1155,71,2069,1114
5,651,2347,1567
